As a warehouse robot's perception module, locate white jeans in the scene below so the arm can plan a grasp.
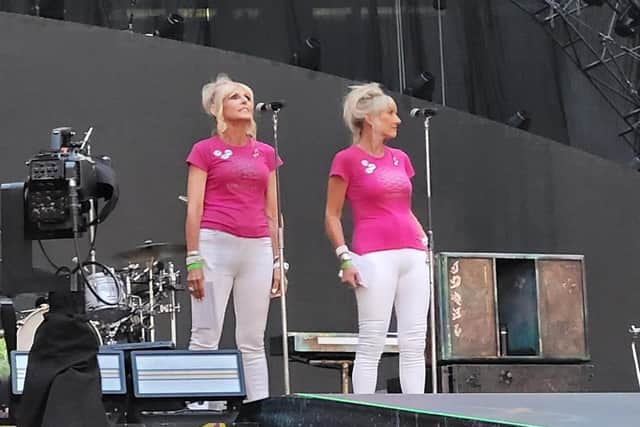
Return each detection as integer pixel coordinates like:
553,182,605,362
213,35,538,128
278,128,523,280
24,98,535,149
189,229,272,402
352,249,429,394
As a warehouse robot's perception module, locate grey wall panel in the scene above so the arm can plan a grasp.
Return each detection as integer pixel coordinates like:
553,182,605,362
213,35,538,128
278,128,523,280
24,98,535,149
0,12,639,393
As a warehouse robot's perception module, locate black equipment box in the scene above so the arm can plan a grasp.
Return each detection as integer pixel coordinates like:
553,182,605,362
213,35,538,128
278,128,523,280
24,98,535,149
440,363,594,393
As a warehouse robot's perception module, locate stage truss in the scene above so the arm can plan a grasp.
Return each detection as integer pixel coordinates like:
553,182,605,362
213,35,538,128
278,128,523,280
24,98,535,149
510,0,640,154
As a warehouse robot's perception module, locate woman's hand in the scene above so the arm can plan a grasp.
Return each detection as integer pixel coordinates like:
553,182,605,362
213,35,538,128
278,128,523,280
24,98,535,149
341,265,363,289
187,268,205,300
271,267,287,298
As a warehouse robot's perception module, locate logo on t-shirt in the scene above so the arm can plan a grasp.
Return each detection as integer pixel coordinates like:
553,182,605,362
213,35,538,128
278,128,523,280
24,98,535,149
361,160,376,174
252,148,260,158
213,149,233,160
392,155,399,167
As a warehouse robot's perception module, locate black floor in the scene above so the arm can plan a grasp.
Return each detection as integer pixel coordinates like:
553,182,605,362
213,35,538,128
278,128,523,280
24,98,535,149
238,392,640,427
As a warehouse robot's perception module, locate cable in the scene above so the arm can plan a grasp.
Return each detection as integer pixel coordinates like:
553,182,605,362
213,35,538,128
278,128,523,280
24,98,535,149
73,260,121,306
68,180,120,306
37,219,97,272
38,240,61,271
436,0,447,106
395,0,407,91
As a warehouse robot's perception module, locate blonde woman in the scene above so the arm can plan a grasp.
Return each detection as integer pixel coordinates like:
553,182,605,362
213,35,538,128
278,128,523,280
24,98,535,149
325,83,429,394
185,75,283,401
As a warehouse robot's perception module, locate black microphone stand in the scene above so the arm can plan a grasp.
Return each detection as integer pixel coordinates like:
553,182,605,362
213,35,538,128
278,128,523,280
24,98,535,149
269,106,291,394
128,0,136,32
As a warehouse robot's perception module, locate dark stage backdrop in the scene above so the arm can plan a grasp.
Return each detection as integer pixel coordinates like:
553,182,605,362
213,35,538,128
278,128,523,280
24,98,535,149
1,1,633,166
1,12,639,393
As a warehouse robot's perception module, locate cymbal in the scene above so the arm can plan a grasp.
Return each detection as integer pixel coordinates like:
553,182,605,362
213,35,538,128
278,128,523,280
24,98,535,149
116,241,185,264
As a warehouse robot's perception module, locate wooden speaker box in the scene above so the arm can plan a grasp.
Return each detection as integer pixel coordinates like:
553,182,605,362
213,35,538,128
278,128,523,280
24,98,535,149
435,253,589,362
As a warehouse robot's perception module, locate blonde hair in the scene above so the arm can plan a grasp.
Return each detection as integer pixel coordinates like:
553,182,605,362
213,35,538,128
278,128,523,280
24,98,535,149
342,82,396,143
201,74,257,138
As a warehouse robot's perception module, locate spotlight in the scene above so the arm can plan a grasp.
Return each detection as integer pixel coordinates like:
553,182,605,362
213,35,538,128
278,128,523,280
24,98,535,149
506,110,532,131
403,71,436,102
628,155,640,171
155,13,185,41
292,37,321,71
37,0,65,20
614,3,640,38
432,0,447,10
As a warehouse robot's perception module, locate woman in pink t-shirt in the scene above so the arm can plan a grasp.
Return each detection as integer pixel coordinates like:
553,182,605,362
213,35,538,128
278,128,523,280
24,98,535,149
185,75,284,402
325,83,429,394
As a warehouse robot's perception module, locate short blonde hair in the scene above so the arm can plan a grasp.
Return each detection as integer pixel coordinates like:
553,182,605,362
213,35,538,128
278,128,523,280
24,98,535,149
201,74,257,138
342,82,396,143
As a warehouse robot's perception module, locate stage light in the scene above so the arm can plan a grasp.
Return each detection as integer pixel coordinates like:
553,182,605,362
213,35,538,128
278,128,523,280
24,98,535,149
628,155,640,171
614,3,640,38
292,37,321,71
403,71,436,102
37,0,65,20
155,13,185,41
506,110,532,131
432,0,447,10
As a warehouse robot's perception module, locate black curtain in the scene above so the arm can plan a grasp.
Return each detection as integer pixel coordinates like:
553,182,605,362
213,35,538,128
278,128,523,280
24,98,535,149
0,0,635,163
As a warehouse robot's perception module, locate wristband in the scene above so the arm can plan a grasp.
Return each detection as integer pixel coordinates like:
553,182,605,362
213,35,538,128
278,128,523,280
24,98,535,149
187,250,200,256
186,254,204,265
340,260,353,270
187,261,203,271
338,252,352,263
335,245,349,258
273,261,290,272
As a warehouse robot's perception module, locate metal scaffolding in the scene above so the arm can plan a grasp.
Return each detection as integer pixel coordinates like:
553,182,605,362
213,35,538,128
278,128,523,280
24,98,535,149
511,0,640,154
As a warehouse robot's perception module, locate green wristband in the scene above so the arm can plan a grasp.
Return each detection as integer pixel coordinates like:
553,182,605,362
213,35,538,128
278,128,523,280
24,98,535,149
187,261,203,271
340,260,353,270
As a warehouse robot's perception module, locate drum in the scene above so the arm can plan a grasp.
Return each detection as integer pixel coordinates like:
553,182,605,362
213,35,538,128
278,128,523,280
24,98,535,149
16,305,102,351
85,271,130,322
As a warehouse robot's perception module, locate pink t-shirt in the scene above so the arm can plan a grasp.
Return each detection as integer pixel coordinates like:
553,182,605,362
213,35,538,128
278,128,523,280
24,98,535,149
330,144,423,254
187,136,282,238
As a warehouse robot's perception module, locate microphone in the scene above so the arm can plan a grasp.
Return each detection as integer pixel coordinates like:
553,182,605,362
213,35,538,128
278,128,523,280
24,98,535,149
410,107,438,118
255,100,286,112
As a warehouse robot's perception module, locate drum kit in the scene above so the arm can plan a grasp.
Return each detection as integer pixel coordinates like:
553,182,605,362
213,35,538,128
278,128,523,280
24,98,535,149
16,240,186,351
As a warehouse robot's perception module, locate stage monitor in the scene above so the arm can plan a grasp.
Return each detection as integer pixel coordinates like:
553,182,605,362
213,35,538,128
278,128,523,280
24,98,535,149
130,350,245,399
11,350,126,395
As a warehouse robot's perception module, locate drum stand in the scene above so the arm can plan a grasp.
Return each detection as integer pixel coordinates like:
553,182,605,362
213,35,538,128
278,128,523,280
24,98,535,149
167,262,179,346
139,258,180,346
145,260,156,342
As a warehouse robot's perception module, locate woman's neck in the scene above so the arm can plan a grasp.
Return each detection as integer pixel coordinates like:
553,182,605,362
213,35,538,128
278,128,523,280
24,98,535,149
221,125,249,146
356,129,385,156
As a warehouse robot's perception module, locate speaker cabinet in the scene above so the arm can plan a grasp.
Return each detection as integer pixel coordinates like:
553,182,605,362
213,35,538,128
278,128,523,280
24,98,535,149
436,253,589,362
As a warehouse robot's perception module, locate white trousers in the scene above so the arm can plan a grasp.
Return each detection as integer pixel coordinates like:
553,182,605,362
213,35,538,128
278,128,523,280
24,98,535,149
352,249,429,394
189,229,272,402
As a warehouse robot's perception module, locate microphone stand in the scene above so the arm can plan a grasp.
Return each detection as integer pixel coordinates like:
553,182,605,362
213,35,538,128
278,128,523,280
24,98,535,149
630,325,640,389
128,0,136,32
420,110,439,394
270,107,291,394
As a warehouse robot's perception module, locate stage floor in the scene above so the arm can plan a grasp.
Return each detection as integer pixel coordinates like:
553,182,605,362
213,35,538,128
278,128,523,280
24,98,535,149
296,392,640,427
